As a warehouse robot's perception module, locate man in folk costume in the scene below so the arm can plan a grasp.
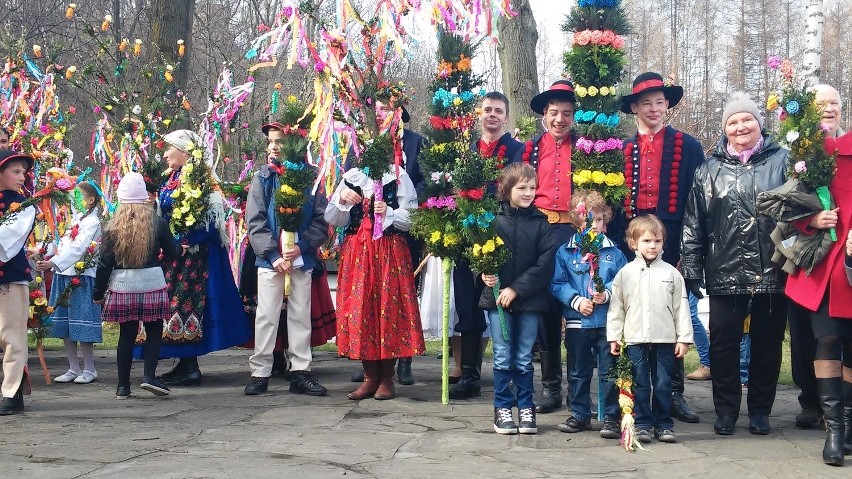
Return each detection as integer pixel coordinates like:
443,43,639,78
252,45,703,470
617,71,705,423
446,91,525,400
349,100,426,386
520,80,578,414
244,119,330,396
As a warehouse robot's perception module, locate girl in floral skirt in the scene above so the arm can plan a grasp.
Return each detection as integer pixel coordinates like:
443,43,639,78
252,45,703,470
325,138,425,401
37,182,103,384
93,172,178,399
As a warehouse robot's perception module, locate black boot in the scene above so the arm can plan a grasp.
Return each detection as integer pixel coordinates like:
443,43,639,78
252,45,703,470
535,351,562,414
161,356,202,386
397,357,414,385
842,380,852,456
817,377,845,466
671,358,699,423
449,333,481,399
0,387,24,416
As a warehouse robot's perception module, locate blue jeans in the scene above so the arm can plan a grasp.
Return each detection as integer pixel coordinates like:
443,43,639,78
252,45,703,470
489,309,540,409
740,333,751,385
626,343,675,430
689,292,710,367
565,327,619,421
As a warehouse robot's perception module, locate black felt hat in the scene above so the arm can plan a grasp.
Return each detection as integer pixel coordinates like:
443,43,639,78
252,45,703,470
530,80,576,114
620,72,683,114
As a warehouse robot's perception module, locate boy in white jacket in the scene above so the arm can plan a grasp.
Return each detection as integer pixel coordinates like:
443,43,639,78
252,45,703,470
607,215,693,443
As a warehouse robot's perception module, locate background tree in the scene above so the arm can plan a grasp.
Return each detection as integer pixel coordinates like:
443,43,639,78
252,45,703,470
497,0,539,131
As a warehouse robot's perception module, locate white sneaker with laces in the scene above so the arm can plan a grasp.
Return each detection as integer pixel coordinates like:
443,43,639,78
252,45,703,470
55,370,79,383
74,370,98,384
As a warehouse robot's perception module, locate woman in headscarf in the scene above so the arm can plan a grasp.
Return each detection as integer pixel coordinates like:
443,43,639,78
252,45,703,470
143,129,251,385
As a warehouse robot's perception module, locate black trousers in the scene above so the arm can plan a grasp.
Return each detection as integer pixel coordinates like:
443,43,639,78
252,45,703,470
788,301,820,410
709,293,787,416
117,320,163,387
452,260,486,334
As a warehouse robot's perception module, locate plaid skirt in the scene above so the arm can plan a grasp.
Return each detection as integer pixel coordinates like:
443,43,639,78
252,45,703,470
102,287,169,323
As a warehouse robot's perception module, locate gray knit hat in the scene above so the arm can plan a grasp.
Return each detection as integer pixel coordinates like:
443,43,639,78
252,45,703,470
721,91,764,130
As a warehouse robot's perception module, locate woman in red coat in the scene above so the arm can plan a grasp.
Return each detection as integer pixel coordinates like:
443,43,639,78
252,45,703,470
785,130,852,466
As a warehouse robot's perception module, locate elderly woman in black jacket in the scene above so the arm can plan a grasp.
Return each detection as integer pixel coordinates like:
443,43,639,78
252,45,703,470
681,92,789,436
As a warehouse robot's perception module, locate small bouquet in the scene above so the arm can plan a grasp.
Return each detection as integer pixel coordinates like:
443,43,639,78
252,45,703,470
274,159,315,296
573,200,605,293
465,235,511,340
169,143,212,237
767,55,837,241
28,276,54,384
54,241,99,308
607,340,646,452
358,134,395,240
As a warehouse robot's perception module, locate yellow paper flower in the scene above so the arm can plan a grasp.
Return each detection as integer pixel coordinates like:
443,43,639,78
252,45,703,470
183,163,194,174
74,261,86,270
429,231,441,244
482,240,495,254
472,244,482,257
35,297,47,306
35,276,43,284
281,184,298,195
192,149,203,159
599,86,610,96
574,169,593,186
587,86,599,97
575,86,588,98
591,170,606,184
185,214,196,226
604,172,625,186
452,97,462,106
172,189,182,198
766,94,779,111
495,237,504,246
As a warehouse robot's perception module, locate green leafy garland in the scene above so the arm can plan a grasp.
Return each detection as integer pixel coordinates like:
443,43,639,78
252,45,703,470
269,95,317,232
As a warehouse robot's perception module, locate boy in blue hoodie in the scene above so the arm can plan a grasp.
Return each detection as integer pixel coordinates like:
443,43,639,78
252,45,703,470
551,190,627,438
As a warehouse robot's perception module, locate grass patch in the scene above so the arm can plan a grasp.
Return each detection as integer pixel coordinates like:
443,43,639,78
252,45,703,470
28,322,121,351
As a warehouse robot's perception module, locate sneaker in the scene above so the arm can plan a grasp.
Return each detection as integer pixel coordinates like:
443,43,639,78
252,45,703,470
600,418,621,439
140,378,171,397
115,385,131,400
557,415,591,433
655,428,677,443
289,371,327,396
687,365,711,381
73,370,97,384
635,428,653,443
244,377,269,395
518,408,537,434
54,370,79,383
493,407,518,434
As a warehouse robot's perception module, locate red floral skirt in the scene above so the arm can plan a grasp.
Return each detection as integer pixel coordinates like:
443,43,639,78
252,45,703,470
336,227,425,360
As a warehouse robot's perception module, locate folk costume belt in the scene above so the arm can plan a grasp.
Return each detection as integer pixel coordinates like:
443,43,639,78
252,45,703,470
537,207,571,224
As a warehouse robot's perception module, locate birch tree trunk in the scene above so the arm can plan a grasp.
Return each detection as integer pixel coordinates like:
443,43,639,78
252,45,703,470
801,0,824,83
497,0,539,130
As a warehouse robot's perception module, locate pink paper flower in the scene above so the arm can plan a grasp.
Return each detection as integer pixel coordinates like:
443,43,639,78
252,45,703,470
574,30,592,46
601,30,616,45
794,161,807,173
590,30,604,45
611,36,626,49
767,55,782,69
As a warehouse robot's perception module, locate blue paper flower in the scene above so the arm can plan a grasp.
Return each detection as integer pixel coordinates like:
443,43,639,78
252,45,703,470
785,100,800,115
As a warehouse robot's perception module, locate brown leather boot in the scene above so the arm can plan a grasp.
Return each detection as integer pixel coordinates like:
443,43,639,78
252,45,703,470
348,361,379,400
374,359,396,400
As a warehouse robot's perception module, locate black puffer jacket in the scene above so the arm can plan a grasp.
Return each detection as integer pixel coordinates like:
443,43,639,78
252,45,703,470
681,135,789,295
478,203,556,313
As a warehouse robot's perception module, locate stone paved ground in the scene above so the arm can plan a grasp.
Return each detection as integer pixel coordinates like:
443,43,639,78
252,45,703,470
1,349,847,479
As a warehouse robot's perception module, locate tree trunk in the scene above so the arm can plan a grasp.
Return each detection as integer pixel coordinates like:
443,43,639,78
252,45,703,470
497,0,539,131
802,0,824,83
147,0,196,121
